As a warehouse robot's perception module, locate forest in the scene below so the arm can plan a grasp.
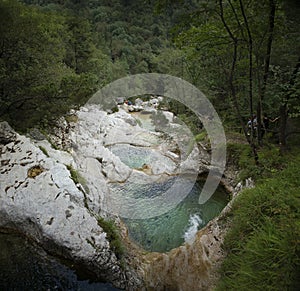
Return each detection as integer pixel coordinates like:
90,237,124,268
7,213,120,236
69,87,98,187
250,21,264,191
0,0,299,289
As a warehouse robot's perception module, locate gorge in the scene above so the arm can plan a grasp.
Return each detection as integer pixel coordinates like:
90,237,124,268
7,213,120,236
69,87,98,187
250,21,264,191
0,100,236,290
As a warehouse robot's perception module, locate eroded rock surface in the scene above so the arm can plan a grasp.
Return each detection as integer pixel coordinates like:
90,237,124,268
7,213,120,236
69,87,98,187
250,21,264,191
0,103,215,290
0,123,140,290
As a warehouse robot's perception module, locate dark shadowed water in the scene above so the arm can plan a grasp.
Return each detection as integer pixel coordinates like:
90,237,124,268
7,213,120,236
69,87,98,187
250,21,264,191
0,233,120,290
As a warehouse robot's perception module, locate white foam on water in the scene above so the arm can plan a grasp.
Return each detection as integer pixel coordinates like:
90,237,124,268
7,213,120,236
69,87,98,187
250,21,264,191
183,214,203,245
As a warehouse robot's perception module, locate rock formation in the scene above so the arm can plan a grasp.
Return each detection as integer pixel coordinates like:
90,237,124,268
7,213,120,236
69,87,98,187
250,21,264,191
0,121,140,289
139,179,254,291
0,101,235,290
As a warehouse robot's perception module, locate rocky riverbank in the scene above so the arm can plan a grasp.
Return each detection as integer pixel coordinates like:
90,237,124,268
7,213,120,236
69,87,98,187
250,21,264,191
0,102,202,288
0,101,246,290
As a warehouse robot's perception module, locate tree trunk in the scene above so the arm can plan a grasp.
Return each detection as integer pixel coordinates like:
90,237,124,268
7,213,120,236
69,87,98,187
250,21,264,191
257,0,276,145
279,56,300,153
239,0,255,143
219,0,259,164
279,104,288,153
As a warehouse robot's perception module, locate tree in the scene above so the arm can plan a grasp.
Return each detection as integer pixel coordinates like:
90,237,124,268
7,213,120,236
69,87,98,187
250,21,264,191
64,16,95,74
170,0,299,157
0,1,69,128
0,0,103,130
256,0,276,145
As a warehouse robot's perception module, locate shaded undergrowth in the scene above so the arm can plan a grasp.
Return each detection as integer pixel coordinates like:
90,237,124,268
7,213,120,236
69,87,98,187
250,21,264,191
226,142,287,182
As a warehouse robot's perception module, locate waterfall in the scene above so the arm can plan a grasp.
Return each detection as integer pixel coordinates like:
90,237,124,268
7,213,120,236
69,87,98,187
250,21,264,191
183,214,203,244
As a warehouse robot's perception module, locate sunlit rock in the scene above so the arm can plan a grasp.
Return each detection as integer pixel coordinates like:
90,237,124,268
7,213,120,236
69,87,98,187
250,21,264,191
0,101,220,290
0,127,135,289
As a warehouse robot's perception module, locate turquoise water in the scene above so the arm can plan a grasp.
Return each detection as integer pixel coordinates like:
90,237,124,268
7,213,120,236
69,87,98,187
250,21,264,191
0,233,119,290
122,179,228,253
109,143,177,172
108,112,228,253
111,176,177,200
109,144,154,169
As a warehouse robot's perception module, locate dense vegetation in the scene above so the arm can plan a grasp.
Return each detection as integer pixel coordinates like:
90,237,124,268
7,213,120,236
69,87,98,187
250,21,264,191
217,150,300,290
0,0,299,289
0,0,174,130
1,0,299,144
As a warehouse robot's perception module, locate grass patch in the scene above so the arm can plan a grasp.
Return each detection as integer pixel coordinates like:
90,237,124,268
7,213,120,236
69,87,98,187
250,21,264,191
66,165,87,192
216,154,300,290
194,130,208,142
66,164,81,184
39,146,49,157
49,140,59,150
97,217,125,259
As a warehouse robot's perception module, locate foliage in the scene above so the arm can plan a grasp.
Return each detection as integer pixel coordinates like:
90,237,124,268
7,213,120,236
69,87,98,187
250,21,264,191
65,114,78,123
0,1,65,128
0,0,180,131
0,0,104,130
217,154,300,290
171,0,300,151
226,143,286,181
97,217,125,259
194,130,207,142
110,105,119,113
177,112,203,135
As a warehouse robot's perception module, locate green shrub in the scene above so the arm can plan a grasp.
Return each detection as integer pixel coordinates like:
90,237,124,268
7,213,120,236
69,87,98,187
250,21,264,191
65,114,78,123
111,106,119,113
217,156,300,290
194,131,207,142
97,217,125,259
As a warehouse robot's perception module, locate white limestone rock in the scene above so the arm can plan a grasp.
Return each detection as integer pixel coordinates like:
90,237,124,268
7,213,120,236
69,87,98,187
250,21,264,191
76,156,109,213
111,109,138,126
162,111,174,123
34,139,75,167
0,127,131,289
0,121,16,145
150,159,177,175
180,146,201,174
